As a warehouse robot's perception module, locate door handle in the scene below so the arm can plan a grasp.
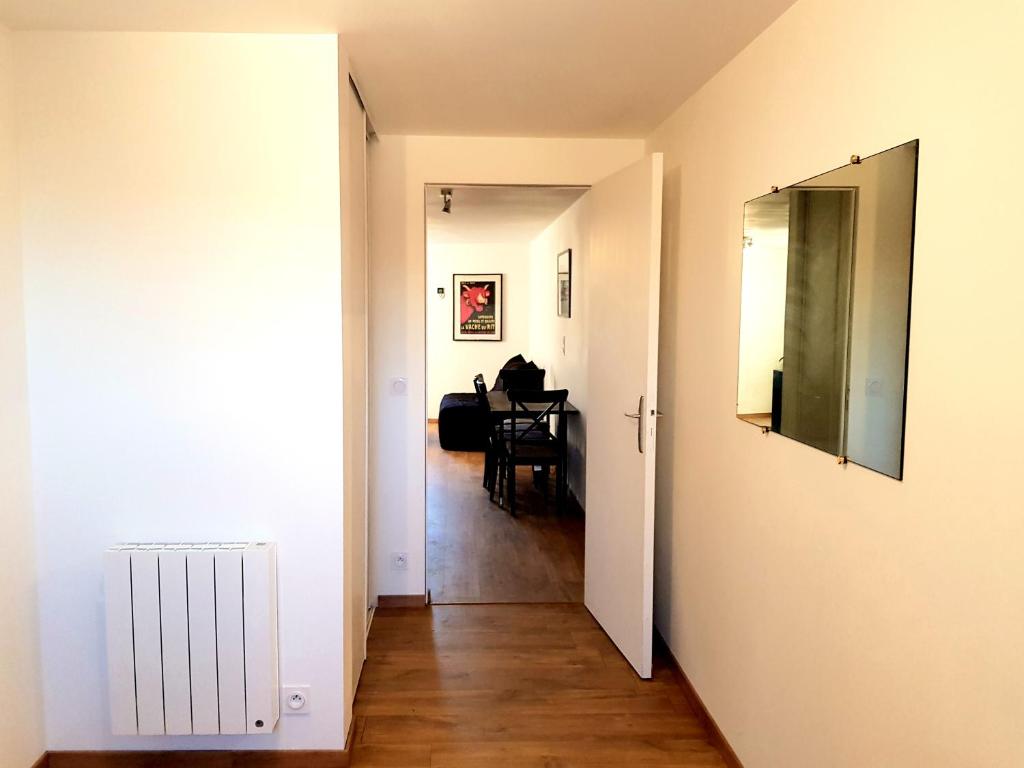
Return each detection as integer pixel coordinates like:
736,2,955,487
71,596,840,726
623,395,644,454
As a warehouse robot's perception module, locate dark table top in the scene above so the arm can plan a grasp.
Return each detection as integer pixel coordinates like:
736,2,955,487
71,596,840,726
487,390,580,417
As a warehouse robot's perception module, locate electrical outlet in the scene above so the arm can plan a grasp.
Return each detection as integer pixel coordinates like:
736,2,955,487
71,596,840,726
391,552,409,570
865,378,882,397
281,685,311,715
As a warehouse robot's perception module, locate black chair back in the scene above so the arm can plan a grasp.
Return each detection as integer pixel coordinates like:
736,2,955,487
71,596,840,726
506,389,567,457
473,373,496,443
473,372,488,404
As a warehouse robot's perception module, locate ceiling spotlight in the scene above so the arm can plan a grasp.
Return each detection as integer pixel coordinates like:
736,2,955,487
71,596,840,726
441,188,453,214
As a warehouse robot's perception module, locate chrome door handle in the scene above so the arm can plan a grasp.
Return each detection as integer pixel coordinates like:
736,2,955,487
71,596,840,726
623,395,644,454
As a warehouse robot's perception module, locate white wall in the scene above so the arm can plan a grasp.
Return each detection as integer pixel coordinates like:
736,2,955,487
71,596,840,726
528,196,590,506
427,241,532,418
0,23,46,768
17,32,347,751
368,135,643,599
647,0,1024,765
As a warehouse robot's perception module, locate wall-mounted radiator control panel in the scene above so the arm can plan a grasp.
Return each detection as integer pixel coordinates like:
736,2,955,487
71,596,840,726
104,542,279,736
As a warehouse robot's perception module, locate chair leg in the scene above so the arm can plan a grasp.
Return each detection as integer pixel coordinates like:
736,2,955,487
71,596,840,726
486,449,497,492
482,448,491,490
556,455,566,515
500,458,506,506
489,454,500,503
509,462,517,517
532,465,544,491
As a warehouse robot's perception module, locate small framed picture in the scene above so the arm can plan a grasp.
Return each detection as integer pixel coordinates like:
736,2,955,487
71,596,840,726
557,249,572,318
453,274,503,341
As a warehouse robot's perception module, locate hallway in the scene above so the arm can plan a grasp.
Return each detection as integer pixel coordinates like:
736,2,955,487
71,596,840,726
350,604,730,767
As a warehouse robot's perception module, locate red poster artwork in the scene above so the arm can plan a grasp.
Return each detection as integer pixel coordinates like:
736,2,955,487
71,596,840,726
453,274,502,340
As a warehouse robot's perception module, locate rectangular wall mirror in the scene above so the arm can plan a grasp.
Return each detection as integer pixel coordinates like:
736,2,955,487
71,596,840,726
736,140,918,479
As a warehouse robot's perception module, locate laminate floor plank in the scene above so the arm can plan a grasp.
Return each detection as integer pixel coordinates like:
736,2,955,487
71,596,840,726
354,689,684,717
351,604,730,767
361,712,709,744
429,740,729,768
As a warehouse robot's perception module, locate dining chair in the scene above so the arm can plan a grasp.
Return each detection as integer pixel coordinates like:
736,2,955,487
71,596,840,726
473,374,503,500
503,389,568,517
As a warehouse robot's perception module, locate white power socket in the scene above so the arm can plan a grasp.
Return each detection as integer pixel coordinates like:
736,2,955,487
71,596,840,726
391,552,409,570
281,685,311,715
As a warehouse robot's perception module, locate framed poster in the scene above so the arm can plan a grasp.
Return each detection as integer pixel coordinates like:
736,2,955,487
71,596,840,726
453,273,503,341
557,249,572,318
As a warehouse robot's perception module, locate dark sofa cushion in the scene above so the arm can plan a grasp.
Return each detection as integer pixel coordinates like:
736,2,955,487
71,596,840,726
494,358,544,392
499,365,545,392
492,354,527,390
437,393,488,452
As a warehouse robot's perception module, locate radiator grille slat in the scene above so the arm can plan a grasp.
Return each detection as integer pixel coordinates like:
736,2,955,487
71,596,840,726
214,548,247,735
187,550,220,735
160,550,192,735
103,550,137,735
132,550,164,735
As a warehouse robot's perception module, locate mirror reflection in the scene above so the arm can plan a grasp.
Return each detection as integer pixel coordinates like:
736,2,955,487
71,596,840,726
736,140,918,479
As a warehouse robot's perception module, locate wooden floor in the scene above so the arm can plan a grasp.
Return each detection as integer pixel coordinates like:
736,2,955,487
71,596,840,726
350,603,730,767
426,424,585,604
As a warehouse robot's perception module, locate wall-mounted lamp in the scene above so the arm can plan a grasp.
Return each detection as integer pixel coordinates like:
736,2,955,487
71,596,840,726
441,188,453,214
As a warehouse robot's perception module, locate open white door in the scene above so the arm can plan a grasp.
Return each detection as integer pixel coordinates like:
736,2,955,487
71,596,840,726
584,153,663,678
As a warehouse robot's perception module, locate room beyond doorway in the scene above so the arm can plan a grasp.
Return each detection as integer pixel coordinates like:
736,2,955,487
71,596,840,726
424,183,588,605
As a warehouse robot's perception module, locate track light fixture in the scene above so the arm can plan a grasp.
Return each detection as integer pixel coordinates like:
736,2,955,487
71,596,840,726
441,188,453,214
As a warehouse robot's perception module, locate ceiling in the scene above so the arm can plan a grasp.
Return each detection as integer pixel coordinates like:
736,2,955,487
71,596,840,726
0,0,797,138
425,185,587,245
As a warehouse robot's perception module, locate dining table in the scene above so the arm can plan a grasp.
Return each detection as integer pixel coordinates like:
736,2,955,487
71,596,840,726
485,390,581,419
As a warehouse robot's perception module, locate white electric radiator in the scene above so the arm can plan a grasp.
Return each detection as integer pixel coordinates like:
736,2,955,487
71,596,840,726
104,542,279,736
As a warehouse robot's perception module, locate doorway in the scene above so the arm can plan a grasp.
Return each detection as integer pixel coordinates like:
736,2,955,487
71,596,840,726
424,183,587,604
413,154,664,678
